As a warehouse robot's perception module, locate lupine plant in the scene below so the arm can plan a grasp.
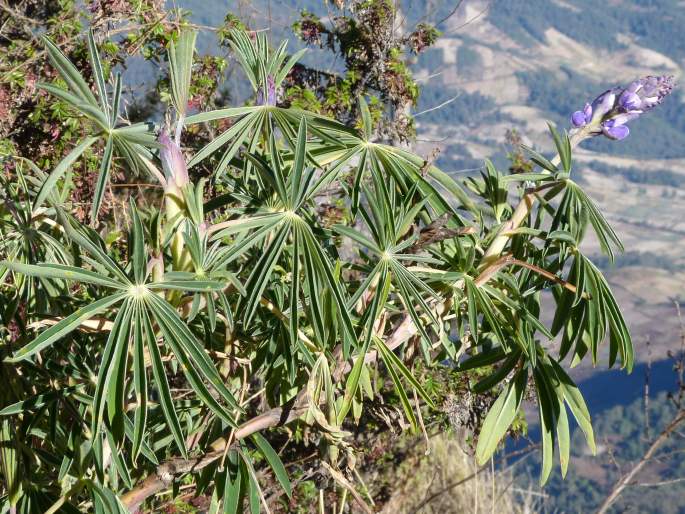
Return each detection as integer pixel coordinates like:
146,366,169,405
0,25,674,513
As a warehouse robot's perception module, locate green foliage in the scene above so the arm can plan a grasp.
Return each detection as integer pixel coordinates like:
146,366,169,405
0,10,642,514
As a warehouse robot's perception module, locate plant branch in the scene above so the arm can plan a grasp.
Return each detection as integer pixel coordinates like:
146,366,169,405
120,393,309,511
480,128,589,268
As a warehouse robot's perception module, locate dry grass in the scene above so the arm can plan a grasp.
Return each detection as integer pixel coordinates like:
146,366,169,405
376,433,540,514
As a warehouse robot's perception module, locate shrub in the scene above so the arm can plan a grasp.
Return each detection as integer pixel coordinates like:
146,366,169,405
0,22,652,514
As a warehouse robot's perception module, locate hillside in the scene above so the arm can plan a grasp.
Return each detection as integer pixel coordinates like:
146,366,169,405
408,0,685,374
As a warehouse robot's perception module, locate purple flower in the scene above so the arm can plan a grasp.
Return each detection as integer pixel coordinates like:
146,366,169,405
569,75,674,140
571,102,593,127
571,110,587,127
601,119,630,140
158,130,189,190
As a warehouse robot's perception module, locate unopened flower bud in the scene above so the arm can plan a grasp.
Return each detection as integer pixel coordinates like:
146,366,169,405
158,130,189,190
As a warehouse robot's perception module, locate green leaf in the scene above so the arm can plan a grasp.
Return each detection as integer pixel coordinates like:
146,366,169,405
289,116,308,209
375,336,435,408
42,36,98,106
35,137,98,209
534,366,558,485
39,83,110,129
91,137,114,224
6,292,126,362
242,221,290,324
475,368,527,465
338,269,389,424
185,105,260,125
252,434,292,498
140,304,187,458
148,279,226,292
106,429,132,489
147,293,240,415
548,123,572,174
377,337,417,429
300,226,356,349
87,29,110,118
130,198,146,284
548,357,596,454
91,299,132,439
131,302,148,462
0,386,80,416
458,347,506,370
0,261,125,289
523,145,558,173
168,29,197,117
471,351,521,393
188,110,262,169
223,463,243,514
358,96,372,140
332,225,381,254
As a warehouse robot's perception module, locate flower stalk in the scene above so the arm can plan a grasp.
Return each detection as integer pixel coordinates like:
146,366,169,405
480,127,590,267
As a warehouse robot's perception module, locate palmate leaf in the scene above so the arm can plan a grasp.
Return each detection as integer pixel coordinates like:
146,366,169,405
3,213,243,462
40,34,156,222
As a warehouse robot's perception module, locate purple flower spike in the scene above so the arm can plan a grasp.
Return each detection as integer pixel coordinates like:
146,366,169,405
602,120,630,141
158,130,189,190
570,75,675,141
